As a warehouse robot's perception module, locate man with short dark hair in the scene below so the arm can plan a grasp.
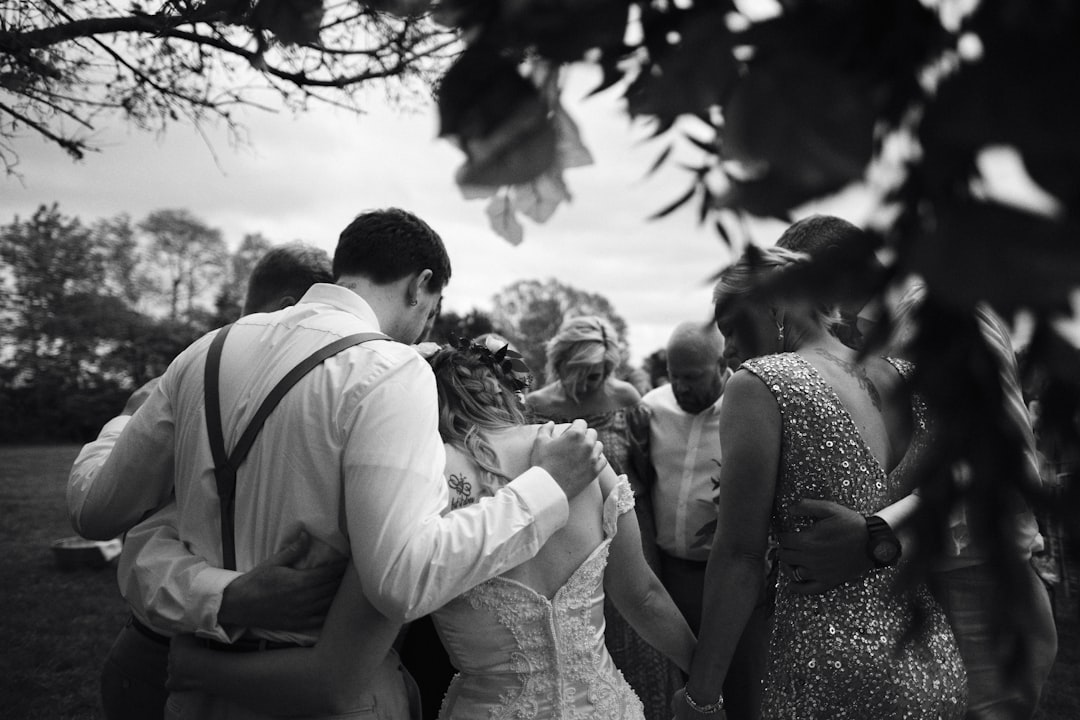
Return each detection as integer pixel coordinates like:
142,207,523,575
70,208,602,719
242,242,334,315
774,213,882,351
72,242,339,720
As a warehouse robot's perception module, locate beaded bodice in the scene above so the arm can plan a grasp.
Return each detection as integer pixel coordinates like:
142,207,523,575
746,354,927,530
742,353,966,720
433,479,644,720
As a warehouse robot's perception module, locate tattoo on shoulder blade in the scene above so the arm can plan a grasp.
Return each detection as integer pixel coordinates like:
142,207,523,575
447,472,475,509
816,349,882,410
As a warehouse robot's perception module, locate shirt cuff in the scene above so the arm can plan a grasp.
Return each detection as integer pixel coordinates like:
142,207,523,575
506,467,569,536
874,494,919,533
190,566,245,643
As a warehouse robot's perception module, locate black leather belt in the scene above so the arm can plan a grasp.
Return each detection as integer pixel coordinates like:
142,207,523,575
129,616,171,646
200,636,304,652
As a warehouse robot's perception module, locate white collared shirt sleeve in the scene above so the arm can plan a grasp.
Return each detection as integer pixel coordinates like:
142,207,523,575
118,505,242,642
68,349,186,540
343,358,568,623
68,414,132,534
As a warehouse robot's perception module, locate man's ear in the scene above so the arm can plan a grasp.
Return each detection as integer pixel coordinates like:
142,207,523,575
407,269,435,303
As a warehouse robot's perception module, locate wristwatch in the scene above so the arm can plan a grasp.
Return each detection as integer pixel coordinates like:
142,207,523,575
865,514,901,568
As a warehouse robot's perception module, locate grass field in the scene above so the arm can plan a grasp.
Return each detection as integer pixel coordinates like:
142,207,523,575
1,444,1078,719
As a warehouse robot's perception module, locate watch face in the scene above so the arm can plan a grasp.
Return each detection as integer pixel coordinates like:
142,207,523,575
873,540,899,563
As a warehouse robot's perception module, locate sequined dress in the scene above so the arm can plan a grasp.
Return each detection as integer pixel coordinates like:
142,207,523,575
530,407,681,720
432,478,645,719
742,354,966,720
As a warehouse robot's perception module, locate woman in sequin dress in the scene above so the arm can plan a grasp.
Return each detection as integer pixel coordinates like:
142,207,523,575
527,316,683,720
676,246,966,720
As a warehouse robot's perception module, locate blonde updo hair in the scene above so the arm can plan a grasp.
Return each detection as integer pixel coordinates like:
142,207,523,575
545,315,623,403
427,343,528,497
712,245,843,335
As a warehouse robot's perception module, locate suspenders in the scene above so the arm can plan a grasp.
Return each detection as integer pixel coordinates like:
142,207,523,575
203,323,386,570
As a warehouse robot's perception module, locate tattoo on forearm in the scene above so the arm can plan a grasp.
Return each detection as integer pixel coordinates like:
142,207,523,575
816,349,882,410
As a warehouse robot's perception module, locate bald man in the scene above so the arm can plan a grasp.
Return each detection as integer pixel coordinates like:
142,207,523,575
634,323,770,720
639,322,728,621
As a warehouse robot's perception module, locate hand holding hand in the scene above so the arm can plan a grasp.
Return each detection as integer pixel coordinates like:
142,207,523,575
778,498,872,595
531,420,606,499
218,530,348,631
122,376,162,416
672,687,727,720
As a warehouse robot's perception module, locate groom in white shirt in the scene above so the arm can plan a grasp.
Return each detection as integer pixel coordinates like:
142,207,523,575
69,208,603,719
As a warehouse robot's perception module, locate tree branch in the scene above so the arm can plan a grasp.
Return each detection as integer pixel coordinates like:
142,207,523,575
0,99,88,159
0,8,234,51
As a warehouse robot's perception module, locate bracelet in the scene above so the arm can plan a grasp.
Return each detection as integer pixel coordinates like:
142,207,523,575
684,687,725,714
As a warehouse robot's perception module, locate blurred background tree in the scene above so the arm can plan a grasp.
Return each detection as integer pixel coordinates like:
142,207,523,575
490,277,628,387
0,204,289,441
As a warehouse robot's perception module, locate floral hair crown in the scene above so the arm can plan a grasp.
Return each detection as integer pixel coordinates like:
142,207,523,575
451,335,532,392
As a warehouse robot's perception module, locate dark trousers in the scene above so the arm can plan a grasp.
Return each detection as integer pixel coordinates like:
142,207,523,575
931,561,1058,720
100,617,170,720
662,552,771,720
398,615,455,720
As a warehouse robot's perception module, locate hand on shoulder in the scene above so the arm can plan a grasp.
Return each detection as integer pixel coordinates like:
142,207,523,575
609,377,643,407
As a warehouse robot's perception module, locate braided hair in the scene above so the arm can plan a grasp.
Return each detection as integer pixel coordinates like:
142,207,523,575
427,343,529,497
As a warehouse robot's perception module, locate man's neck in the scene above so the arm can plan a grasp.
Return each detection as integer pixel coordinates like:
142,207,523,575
337,275,396,337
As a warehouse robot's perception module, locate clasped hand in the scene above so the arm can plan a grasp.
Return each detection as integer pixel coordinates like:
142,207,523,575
671,687,727,720
777,498,872,595
218,529,348,631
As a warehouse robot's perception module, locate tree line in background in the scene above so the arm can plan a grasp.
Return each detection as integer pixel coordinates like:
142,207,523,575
0,204,645,442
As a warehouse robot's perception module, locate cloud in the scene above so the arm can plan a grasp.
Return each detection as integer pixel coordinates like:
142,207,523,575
3,68,865,364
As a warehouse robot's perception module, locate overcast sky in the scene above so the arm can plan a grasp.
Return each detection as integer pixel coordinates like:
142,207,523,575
2,66,870,362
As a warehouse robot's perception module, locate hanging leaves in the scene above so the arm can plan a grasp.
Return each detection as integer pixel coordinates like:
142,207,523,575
485,192,525,246
510,172,569,223
438,46,558,188
251,0,325,45
913,199,1080,316
722,53,876,207
625,4,740,132
494,0,629,61
363,0,434,17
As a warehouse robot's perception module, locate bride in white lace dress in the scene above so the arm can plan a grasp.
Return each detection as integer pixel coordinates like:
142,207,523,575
427,343,694,719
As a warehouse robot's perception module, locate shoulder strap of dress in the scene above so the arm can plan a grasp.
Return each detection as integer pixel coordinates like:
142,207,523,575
204,326,387,570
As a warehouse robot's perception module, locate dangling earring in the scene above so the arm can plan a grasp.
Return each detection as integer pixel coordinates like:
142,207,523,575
776,319,785,349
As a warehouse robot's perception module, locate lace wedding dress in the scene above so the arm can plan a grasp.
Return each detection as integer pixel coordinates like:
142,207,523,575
432,478,645,720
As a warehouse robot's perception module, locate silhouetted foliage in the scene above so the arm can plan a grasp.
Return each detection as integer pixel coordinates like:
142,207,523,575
1,1,454,170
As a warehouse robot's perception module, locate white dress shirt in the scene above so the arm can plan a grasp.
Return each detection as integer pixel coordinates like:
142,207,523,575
68,284,568,644
69,416,243,639
641,384,723,563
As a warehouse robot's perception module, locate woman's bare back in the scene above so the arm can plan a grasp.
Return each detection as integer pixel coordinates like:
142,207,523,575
797,348,913,474
443,424,609,599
